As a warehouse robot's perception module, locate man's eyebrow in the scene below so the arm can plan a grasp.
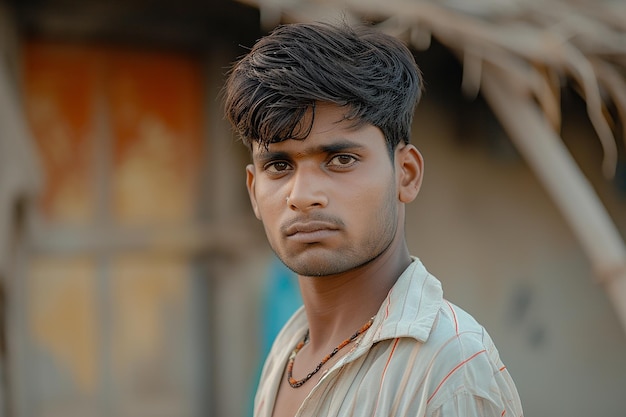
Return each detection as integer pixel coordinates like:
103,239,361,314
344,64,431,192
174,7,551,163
253,150,290,165
317,140,365,154
253,139,366,164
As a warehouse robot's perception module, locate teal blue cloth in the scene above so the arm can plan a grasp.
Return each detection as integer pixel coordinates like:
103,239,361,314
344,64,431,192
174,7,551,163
247,257,302,417
260,258,302,356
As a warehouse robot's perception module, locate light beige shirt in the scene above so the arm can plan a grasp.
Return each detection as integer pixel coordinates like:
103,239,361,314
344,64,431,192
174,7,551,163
254,258,523,417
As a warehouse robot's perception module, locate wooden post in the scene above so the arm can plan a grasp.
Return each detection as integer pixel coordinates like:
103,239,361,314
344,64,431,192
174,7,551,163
481,67,626,332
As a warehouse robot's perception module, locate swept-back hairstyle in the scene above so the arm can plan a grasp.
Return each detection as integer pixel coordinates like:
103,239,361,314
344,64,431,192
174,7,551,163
223,21,423,154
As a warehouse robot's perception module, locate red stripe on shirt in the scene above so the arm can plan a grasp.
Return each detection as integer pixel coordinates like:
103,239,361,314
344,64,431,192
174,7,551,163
445,300,459,335
427,349,487,404
372,338,400,413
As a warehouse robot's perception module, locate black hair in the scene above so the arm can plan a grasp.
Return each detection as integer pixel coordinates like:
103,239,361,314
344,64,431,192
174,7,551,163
224,21,423,154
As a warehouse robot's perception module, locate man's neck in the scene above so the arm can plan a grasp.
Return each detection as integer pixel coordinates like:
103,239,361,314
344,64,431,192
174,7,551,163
297,242,412,351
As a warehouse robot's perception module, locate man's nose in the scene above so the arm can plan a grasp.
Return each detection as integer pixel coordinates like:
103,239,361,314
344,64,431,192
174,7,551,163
286,166,329,211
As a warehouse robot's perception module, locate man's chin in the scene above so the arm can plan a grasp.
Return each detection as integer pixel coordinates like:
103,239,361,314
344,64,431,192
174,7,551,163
279,253,343,277
278,251,363,277
275,243,389,278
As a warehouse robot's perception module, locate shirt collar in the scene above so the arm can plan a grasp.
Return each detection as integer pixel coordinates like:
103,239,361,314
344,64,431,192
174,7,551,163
364,257,443,345
274,258,443,362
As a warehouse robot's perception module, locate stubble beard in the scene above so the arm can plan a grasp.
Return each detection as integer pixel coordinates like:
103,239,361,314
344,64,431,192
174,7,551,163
271,184,398,277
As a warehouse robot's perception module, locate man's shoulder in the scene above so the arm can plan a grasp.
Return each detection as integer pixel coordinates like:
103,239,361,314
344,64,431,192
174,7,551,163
420,300,509,392
418,302,522,414
425,300,494,354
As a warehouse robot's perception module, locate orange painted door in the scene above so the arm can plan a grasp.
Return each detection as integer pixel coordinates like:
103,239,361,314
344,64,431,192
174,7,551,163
21,41,207,417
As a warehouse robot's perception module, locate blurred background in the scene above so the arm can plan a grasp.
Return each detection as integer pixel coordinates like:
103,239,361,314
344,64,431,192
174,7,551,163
0,0,625,416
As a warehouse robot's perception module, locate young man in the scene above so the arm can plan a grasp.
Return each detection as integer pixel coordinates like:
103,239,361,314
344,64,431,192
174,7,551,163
224,21,523,417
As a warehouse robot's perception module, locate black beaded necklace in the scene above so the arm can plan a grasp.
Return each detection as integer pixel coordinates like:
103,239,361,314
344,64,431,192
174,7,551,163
286,317,374,388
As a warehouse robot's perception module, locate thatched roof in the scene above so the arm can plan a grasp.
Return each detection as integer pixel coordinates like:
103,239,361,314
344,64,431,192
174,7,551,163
245,0,626,176
236,0,626,331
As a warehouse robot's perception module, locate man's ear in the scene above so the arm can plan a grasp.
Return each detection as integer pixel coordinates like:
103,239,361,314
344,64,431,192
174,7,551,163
246,164,262,219
396,144,424,203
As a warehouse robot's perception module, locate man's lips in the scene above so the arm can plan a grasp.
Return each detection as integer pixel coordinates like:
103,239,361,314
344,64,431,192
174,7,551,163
284,221,340,237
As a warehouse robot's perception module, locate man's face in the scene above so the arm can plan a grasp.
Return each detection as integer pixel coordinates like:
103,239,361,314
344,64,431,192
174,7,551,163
246,104,418,277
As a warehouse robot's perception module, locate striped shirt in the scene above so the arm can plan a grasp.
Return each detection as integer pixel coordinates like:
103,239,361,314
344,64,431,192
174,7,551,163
254,258,523,417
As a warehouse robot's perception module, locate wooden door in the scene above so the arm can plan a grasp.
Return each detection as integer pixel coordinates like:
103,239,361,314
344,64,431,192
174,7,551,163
19,41,207,417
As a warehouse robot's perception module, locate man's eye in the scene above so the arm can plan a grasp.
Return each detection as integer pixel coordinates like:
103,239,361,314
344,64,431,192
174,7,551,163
265,161,291,173
328,154,357,167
